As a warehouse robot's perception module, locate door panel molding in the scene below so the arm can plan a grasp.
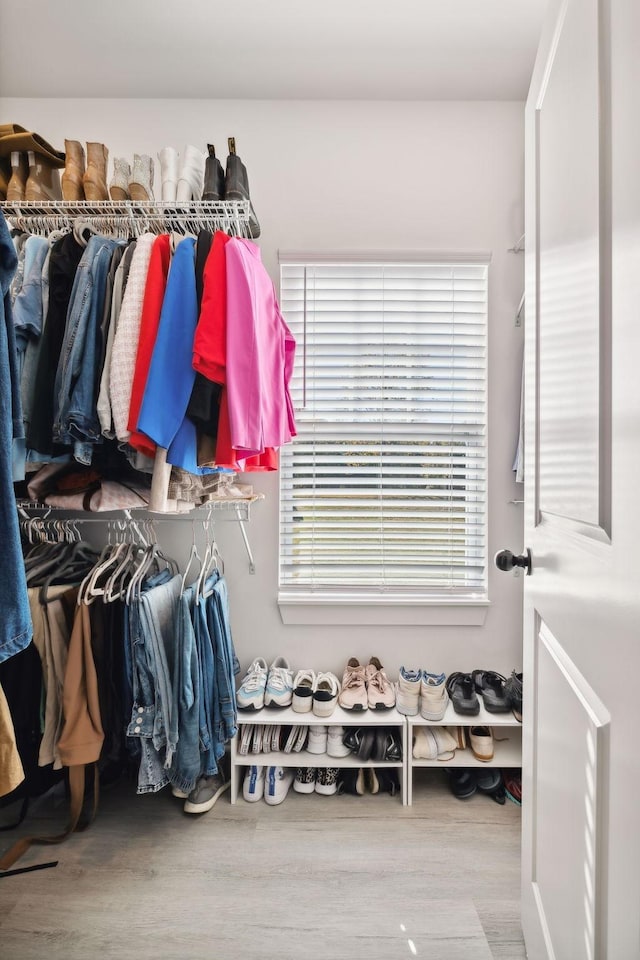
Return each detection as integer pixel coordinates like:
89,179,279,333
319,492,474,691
530,618,610,960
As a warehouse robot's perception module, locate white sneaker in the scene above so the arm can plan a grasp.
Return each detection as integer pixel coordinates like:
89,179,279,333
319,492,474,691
264,766,294,805
264,656,294,708
420,671,449,721
307,724,328,755
312,671,340,717
236,658,268,710
327,725,350,758
292,669,316,713
243,765,265,802
396,666,421,716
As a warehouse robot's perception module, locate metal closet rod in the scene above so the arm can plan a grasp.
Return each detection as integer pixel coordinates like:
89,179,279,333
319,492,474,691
17,498,261,573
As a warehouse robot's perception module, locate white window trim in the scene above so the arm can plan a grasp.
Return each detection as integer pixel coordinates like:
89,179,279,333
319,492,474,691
277,250,491,626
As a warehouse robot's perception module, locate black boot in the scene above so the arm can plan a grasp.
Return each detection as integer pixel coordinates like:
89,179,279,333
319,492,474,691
202,144,225,201
224,137,260,238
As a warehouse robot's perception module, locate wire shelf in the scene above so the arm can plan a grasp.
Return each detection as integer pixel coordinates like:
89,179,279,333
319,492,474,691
0,199,252,237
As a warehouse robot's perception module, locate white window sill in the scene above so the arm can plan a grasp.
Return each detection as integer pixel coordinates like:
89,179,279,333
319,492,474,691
278,594,490,626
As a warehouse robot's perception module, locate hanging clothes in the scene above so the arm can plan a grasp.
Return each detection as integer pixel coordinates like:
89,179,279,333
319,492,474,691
0,210,31,664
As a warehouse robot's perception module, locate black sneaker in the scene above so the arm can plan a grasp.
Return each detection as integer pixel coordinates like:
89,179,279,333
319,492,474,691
446,767,478,799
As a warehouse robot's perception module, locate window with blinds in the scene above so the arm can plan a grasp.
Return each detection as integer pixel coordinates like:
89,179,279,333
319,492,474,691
279,259,488,599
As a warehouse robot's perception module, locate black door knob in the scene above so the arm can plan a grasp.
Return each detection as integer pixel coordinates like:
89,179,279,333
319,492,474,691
495,548,532,575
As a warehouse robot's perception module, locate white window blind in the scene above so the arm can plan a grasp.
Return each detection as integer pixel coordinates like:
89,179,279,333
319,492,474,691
279,260,488,598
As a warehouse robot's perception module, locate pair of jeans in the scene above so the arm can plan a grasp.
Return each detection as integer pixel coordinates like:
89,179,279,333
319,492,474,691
0,211,31,663
205,574,238,754
52,235,123,464
167,586,202,795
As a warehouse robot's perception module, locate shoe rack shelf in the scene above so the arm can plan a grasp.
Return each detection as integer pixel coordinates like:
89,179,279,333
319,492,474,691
405,707,522,806
0,199,251,237
230,705,408,805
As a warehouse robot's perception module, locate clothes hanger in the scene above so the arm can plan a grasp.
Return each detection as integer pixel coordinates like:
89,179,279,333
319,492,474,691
180,522,202,596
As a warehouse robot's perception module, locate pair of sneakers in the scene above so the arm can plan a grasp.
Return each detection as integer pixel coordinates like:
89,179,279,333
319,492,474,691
338,657,396,711
293,767,339,795
291,669,341,717
306,724,351,757
243,765,294,804
236,657,294,710
396,668,449,720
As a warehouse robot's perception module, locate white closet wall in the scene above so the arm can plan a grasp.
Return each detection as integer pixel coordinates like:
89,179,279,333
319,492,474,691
0,97,525,676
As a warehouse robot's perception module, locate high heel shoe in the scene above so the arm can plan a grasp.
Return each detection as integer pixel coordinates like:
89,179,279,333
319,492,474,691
129,154,154,202
157,147,178,202
61,140,85,201
176,144,205,202
109,157,131,201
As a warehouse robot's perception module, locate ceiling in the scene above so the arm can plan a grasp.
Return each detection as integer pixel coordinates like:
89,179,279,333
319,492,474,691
0,0,547,101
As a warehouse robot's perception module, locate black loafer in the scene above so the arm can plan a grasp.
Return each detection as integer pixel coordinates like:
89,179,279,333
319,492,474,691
446,672,480,716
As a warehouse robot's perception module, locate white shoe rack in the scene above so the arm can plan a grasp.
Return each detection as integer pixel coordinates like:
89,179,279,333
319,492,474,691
405,704,522,805
230,705,408,804
230,703,522,806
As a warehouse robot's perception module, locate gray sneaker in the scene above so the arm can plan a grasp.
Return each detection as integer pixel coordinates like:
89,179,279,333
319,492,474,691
183,773,230,814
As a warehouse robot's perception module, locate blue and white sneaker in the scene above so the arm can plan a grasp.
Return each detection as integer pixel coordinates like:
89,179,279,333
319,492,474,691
264,765,295,805
236,658,268,710
264,656,294,708
243,765,265,802
396,666,421,716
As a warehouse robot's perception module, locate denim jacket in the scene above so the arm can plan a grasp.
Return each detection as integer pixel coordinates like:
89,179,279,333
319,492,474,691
52,235,123,464
0,212,31,663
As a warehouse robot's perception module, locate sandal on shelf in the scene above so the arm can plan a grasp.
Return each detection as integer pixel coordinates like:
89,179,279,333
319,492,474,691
472,670,510,713
445,672,480,716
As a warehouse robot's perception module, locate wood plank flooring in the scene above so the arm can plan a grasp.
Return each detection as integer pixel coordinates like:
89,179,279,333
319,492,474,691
0,768,526,960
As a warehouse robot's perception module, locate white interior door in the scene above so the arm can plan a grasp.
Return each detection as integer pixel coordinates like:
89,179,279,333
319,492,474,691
521,0,640,957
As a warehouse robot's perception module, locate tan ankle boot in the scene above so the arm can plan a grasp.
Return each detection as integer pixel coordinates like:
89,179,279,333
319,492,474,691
25,151,62,202
83,142,109,201
61,140,85,201
6,151,29,201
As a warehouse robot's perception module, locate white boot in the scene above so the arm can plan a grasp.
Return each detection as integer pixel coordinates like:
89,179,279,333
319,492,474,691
157,146,178,203
109,157,131,201
176,144,206,202
129,154,154,202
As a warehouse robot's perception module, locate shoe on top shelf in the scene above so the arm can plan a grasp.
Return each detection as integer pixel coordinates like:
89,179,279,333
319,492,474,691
292,669,316,713
420,670,449,721
264,766,294,805
236,657,268,710
445,672,480,716
365,657,396,709
264,656,294,708
504,669,523,722
338,657,368,711
396,666,421,716
472,670,511,713
312,671,340,717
